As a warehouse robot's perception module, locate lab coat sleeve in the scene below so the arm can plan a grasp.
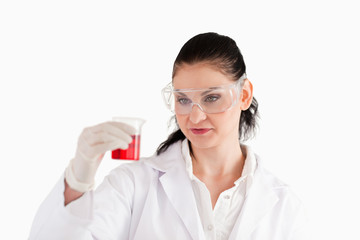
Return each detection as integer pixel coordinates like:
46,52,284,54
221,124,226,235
87,166,135,239
28,172,94,240
29,166,136,240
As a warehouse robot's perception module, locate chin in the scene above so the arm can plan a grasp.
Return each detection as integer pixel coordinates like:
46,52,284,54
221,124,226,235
186,134,218,150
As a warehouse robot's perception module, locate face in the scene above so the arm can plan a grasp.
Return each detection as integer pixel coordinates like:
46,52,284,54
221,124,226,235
173,62,253,150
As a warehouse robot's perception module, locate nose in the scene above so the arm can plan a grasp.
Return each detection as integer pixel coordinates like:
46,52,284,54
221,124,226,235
189,103,207,124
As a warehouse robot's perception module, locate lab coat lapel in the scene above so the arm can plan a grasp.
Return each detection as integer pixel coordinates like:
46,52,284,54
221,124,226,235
159,166,205,240
228,168,279,240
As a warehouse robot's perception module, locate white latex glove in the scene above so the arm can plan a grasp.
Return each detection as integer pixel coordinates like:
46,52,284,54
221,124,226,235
65,121,136,192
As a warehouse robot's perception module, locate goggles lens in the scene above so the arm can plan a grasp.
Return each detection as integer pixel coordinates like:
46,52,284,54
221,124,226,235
162,75,246,115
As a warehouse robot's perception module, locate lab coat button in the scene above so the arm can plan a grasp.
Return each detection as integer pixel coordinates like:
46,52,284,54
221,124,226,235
207,225,214,231
224,195,230,199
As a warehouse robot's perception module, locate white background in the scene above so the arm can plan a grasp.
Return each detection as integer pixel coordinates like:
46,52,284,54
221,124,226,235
1,0,359,239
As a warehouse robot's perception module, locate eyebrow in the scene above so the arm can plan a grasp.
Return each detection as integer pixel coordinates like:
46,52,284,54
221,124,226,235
201,88,219,96
175,92,187,97
174,87,220,98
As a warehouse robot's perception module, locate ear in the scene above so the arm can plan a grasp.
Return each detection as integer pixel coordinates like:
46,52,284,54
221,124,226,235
239,79,253,111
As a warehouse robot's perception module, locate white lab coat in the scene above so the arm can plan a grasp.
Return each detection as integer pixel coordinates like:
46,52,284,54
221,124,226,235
29,141,308,240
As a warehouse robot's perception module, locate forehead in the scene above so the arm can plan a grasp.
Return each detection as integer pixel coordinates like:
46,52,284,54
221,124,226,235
173,63,233,89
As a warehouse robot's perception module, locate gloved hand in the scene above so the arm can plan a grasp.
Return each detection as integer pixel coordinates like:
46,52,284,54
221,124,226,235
65,121,136,192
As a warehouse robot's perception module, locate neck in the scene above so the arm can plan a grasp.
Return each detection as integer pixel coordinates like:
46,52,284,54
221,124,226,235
190,138,245,178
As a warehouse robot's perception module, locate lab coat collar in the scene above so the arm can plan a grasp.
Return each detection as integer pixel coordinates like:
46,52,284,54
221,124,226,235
228,157,280,239
159,162,206,240
144,141,206,240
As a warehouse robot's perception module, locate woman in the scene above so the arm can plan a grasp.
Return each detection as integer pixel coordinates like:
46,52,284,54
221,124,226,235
29,32,307,240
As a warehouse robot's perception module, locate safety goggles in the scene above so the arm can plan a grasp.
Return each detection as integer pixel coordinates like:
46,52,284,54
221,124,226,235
161,74,247,115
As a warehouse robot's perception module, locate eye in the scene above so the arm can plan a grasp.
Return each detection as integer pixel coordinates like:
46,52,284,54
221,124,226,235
204,95,220,102
177,97,191,105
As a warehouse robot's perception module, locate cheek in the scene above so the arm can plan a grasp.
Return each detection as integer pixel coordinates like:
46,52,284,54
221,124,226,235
217,109,241,134
175,115,187,130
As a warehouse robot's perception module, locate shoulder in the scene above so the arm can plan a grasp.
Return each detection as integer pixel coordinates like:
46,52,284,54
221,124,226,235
106,158,157,186
106,140,183,184
250,160,308,238
256,162,288,189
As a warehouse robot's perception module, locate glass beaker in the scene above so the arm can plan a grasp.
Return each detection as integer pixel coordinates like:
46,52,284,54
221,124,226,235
111,117,145,160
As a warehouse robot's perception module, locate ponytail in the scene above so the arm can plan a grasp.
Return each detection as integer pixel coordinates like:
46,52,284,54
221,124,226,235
156,129,185,155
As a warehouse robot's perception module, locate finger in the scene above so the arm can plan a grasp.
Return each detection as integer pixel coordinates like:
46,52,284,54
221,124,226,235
93,122,135,138
90,139,130,156
85,122,133,144
85,131,131,146
101,122,136,140
108,121,137,135
91,121,136,136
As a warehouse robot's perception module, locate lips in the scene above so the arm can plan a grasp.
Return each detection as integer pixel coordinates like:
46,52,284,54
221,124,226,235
190,128,211,135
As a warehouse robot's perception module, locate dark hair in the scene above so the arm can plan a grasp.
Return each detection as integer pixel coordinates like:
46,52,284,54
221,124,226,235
156,32,259,155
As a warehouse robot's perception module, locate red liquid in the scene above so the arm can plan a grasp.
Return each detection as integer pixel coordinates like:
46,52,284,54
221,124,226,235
112,135,141,160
